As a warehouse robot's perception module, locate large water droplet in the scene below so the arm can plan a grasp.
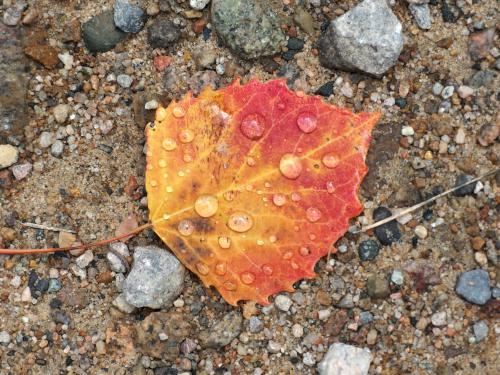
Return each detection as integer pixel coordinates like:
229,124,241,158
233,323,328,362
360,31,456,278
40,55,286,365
272,194,286,207
158,159,167,168
218,236,231,249
150,179,158,187
297,112,318,133
156,107,167,121
322,154,339,169
223,281,237,291
326,181,335,193
227,212,253,232
215,262,227,276
179,129,194,143
240,113,265,140
196,262,209,275
194,195,218,217
262,264,273,275
162,138,177,151
299,247,310,256
178,219,194,236
241,272,256,285
279,154,302,179
183,153,193,163
283,251,293,260
172,106,185,118
306,207,322,222
291,192,301,202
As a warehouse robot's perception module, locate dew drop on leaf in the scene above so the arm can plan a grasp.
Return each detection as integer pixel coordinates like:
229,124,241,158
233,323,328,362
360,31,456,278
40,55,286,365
262,264,273,275
269,235,277,243
178,219,194,236
215,262,227,276
299,247,310,256
150,180,158,187
218,236,231,249
196,262,209,275
179,129,194,143
162,138,177,151
241,272,256,285
272,193,286,207
166,186,174,193
172,106,185,118
291,192,301,202
194,195,218,217
247,157,256,166
297,112,318,133
227,212,253,232
183,153,193,163
283,251,293,260
158,159,167,168
224,281,237,291
240,113,265,140
322,154,340,169
306,207,322,222
279,154,302,179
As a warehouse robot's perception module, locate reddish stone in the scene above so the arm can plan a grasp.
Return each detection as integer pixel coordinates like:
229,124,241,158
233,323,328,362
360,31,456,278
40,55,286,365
192,18,207,34
153,55,172,71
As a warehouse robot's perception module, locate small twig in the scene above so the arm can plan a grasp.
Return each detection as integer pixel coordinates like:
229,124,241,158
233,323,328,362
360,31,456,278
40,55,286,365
358,168,499,233
21,222,76,233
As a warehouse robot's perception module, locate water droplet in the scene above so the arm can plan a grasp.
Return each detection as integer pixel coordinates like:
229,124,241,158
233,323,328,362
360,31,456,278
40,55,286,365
227,212,253,233
272,193,286,207
166,186,174,193
291,261,299,270
218,236,231,249
299,247,310,256
277,102,286,110
262,264,273,275
241,272,256,285
162,214,170,220
179,129,194,143
279,154,302,179
223,191,235,201
158,159,167,168
326,181,335,193
196,262,209,275
309,233,316,240
178,170,185,177
291,192,301,202
257,239,264,246
172,106,185,118
178,219,194,236
322,154,339,169
247,157,256,166
306,207,322,222
223,281,237,291
183,153,193,163
283,251,293,260
156,107,167,121
162,138,177,151
297,112,318,133
269,235,277,243
240,113,265,140
150,180,158,187
215,262,227,276
194,195,218,218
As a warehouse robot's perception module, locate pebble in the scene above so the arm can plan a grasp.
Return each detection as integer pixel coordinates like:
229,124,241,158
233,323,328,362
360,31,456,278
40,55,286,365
358,239,380,261
10,275,21,288
457,85,474,99
0,331,11,345
11,162,32,180
3,5,23,26
390,270,404,286
249,316,263,333
477,124,499,147
455,269,491,305
148,18,181,48
267,340,281,353
492,287,500,299
454,127,466,144
106,252,127,273
414,225,428,239
401,126,415,136
58,52,73,70
76,251,94,268
373,206,401,245
117,74,133,88
359,311,374,325
452,174,476,197
409,4,432,30
292,323,304,338
274,294,292,312
39,132,55,148
50,140,64,157
58,231,76,248
21,286,32,302
112,293,136,313
189,0,211,10
122,245,185,309
473,320,488,342
318,0,403,76
467,70,494,88
199,311,242,348
144,99,159,110
21,7,38,25
318,343,372,375
0,144,19,169
114,0,147,33
316,81,334,97
48,279,61,293
468,28,495,61
441,85,454,99
432,82,443,95
293,7,315,35
211,0,285,59
82,11,126,53
474,252,488,267
431,311,447,327
366,275,390,299
53,104,70,124
366,329,378,345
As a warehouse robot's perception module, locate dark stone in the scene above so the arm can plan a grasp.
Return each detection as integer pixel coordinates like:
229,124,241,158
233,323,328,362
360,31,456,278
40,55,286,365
282,50,298,61
82,11,127,53
287,37,304,51
395,98,406,108
114,0,147,33
466,70,495,88
51,310,71,325
422,209,433,221
358,240,381,261
373,206,401,246
452,174,476,197
441,2,461,23
316,81,334,97
148,18,181,48
35,279,50,294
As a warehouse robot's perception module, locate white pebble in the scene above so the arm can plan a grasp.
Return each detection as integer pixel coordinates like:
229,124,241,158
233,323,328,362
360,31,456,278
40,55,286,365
401,126,415,136
414,225,428,239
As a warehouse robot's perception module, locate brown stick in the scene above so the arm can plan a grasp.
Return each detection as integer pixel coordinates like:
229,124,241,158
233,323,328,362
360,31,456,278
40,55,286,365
0,223,153,255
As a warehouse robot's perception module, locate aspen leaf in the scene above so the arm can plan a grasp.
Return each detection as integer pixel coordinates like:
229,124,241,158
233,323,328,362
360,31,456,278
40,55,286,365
146,79,379,305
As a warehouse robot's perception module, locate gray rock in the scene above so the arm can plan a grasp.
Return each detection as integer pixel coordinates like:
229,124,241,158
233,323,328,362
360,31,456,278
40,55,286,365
147,17,181,49
390,269,404,286
453,174,476,197
50,140,64,157
473,320,488,342
190,0,211,10
0,144,18,169
3,4,25,26
455,269,491,305
112,293,136,313
249,316,263,333
492,287,500,299
117,74,133,88
337,293,354,309
466,70,495,88
123,245,185,309
199,311,242,348
409,4,432,30
318,0,403,77
82,11,127,53
431,311,447,327
11,162,32,180
366,275,390,299
39,132,55,148
359,311,374,325
274,294,292,312
211,0,286,59
114,0,147,33
0,331,11,345
318,343,372,375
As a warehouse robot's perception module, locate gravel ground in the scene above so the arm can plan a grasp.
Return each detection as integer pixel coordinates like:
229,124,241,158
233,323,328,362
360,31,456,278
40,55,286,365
0,0,498,374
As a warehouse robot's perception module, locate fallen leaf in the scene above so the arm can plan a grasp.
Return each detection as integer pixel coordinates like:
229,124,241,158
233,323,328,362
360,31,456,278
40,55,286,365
146,79,379,305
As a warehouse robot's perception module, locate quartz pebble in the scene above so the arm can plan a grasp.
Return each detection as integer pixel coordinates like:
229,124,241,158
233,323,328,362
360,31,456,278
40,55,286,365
473,320,488,342
0,144,19,169
117,74,133,88
414,225,428,239
318,343,372,375
274,294,292,312
431,311,447,326
189,0,211,10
